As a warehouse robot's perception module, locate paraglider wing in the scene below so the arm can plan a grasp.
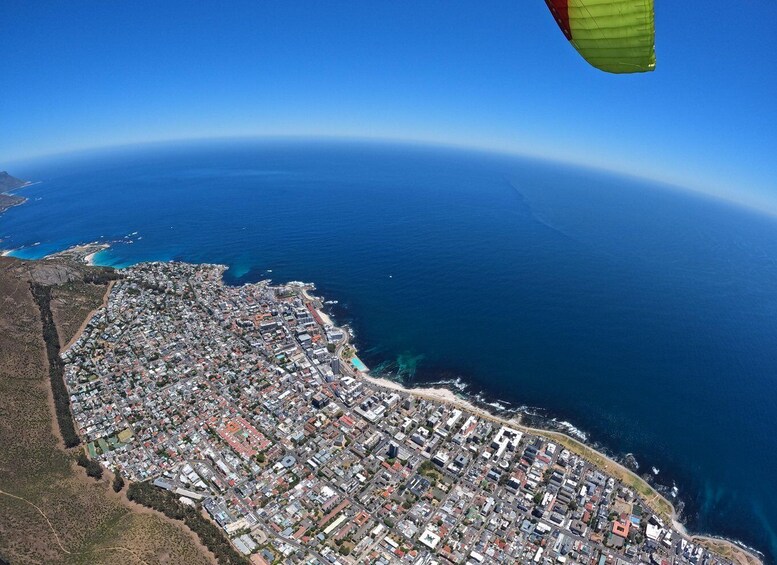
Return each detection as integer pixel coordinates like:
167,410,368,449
544,0,656,73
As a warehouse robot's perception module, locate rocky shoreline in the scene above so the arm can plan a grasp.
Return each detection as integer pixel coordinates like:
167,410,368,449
319,299,766,565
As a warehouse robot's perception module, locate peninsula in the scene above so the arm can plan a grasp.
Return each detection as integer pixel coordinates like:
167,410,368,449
56,259,762,565
0,171,31,215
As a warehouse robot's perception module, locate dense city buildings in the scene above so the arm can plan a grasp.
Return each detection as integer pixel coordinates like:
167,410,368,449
63,262,738,564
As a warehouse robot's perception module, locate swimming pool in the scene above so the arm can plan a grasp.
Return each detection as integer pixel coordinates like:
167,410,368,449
351,356,368,372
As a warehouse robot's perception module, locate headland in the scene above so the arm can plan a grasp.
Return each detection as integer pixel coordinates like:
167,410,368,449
0,171,31,215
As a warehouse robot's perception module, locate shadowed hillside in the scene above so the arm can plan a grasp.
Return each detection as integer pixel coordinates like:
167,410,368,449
0,172,28,192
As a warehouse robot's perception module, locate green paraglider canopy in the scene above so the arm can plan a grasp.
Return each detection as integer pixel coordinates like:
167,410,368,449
545,0,656,73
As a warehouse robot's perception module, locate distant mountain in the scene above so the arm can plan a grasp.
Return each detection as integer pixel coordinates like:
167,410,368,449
0,171,30,192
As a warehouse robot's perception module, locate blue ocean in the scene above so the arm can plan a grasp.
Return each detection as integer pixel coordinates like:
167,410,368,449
3,140,776,562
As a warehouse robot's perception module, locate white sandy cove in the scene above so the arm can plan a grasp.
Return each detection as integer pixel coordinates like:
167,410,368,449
84,244,111,265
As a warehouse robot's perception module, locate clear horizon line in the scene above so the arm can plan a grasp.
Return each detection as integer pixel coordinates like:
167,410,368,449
5,132,777,219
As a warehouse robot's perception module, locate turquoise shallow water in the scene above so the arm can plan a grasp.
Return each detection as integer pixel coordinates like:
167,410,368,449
3,140,776,561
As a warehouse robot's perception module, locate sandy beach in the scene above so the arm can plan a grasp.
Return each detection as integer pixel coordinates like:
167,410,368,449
300,286,335,326
84,243,110,265
42,242,111,265
84,244,110,266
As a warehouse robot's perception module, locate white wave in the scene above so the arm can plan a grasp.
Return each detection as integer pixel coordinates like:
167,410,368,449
485,400,510,411
624,453,640,470
426,377,468,392
552,419,589,442
652,466,660,475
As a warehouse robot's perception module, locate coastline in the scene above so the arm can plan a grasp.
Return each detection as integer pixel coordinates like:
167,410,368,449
45,248,767,565
297,281,765,564
330,324,763,564
0,241,110,264
0,180,37,215
357,373,763,565
0,194,28,214
84,245,110,266
49,242,111,265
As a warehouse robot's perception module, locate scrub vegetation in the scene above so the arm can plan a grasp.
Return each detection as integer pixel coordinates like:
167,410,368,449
0,256,213,565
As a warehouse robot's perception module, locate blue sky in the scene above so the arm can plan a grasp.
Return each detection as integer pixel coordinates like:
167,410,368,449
2,1,776,209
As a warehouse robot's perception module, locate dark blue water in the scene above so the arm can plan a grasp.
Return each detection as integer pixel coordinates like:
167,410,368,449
3,140,776,562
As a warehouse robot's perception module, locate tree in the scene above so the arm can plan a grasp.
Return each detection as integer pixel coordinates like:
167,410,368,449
30,283,80,448
113,470,125,492
76,450,90,468
127,481,247,564
86,459,103,480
